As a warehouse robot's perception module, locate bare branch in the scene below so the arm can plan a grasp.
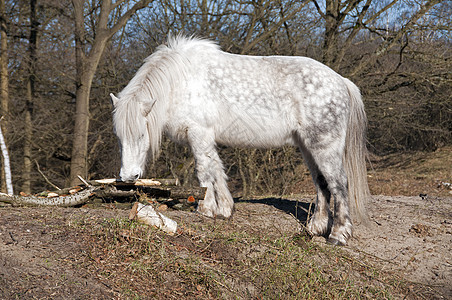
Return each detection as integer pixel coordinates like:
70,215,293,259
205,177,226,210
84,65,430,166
241,1,309,54
350,0,443,76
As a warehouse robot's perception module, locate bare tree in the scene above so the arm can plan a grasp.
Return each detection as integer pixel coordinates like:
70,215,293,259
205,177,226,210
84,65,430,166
0,0,9,193
0,0,447,194
311,0,444,74
239,0,310,54
69,0,152,186
350,0,444,76
0,0,7,122
22,0,38,194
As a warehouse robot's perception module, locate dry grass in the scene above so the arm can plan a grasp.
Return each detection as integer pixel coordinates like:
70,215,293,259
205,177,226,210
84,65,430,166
73,214,421,299
68,149,452,298
368,147,452,197
2,150,449,299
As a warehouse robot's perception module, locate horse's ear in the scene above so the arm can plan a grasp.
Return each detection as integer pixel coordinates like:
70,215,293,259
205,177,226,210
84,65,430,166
110,93,119,107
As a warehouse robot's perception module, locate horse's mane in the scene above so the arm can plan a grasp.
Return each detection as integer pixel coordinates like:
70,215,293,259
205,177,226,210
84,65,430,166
113,35,219,160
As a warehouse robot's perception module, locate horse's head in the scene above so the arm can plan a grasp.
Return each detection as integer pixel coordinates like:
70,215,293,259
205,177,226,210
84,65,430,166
111,93,152,183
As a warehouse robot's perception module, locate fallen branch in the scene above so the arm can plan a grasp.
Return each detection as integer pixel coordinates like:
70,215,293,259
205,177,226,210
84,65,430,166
0,187,96,207
113,185,206,201
91,178,179,186
35,160,61,190
93,184,205,209
0,178,195,235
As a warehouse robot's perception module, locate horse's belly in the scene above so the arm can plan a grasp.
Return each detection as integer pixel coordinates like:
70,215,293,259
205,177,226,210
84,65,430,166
214,119,294,148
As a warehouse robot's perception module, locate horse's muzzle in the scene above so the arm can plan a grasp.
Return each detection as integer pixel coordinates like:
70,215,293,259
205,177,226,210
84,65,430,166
119,169,140,183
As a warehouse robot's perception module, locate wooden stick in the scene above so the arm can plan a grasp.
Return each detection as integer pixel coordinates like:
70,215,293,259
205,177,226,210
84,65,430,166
77,175,91,187
35,160,61,190
91,178,179,186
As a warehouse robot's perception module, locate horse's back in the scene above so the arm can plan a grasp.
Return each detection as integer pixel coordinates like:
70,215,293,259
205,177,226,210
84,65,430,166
165,38,352,148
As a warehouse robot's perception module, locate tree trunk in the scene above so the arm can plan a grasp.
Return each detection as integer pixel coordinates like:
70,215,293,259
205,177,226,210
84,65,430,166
23,82,33,194
322,0,340,67
314,0,364,69
0,0,9,193
69,0,151,186
22,0,38,194
69,76,93,185
0,0,7,120
0,120,12,194
69,40,109,186
69,0,108,186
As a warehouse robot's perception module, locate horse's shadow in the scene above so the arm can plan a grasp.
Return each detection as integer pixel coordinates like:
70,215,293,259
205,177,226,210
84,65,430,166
235,197,314,225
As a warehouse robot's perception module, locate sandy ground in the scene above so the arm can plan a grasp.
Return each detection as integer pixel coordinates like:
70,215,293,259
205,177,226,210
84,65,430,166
0,194,451,298
349,195,451,297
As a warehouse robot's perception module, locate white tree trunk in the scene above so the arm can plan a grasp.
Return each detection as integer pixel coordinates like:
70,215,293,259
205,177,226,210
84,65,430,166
0,122,12,195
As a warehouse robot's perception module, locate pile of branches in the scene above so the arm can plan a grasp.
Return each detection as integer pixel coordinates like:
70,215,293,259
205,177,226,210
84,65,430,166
0,178,206,211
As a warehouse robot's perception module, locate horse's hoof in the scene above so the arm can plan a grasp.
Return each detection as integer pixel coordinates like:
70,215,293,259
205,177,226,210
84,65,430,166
195,210,232,221
196,209,214,218
326,237,345,246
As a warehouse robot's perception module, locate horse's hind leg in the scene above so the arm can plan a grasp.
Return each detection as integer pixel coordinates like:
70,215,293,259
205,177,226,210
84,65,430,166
312,150,352,245
297,138,352,245
298,144,333,237
188,129,234,218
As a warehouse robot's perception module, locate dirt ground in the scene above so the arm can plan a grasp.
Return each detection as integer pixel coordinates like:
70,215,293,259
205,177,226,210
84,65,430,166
0,194,450,299
345,195,451,297
0,149,451,298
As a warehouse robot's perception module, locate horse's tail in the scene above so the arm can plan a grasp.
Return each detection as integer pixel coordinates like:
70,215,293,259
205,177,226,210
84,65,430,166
343,78,371,224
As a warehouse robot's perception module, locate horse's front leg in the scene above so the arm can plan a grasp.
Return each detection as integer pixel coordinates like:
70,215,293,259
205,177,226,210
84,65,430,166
188,131,234,218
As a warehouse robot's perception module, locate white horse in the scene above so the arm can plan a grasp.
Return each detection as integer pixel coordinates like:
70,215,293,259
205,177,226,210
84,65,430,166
111,36,370,245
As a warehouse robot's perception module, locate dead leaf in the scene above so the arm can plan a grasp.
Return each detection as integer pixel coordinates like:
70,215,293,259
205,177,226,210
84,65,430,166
409,224,431,237
157,204,168,211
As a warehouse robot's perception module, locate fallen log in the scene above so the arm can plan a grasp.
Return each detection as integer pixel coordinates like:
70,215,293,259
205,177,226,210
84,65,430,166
33,186,83,197
114,186,206,201
94,184,205,209
0,187,96,207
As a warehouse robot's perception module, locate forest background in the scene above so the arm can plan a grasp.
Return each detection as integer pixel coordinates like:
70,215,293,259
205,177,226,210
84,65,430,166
0,0,450,195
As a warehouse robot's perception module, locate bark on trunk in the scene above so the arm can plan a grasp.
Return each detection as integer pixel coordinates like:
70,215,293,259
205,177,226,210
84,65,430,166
323,0,340,67
0,0,9,193
22,0,39,194
69,81,92,185
69,0,152,186
0,121,12,194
